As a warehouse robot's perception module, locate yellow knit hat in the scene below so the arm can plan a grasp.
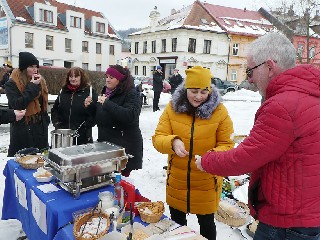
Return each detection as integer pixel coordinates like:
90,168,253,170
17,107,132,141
185,66,212,91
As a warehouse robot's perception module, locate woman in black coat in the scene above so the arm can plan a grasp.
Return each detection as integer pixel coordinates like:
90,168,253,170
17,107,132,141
51,67,97,145
96,64,143,177
5,52,50,157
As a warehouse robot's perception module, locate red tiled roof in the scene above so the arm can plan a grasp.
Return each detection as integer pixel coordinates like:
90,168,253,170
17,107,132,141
6,0,116,35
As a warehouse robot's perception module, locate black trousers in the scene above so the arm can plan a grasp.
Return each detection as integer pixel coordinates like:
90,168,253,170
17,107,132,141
169,206,217,240
153,91,161,111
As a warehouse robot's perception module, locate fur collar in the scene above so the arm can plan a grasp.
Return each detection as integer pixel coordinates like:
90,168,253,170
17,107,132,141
171,82,221,119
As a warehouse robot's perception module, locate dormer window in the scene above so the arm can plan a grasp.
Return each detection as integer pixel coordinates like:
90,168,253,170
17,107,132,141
96,22,105,33
236,21,244,27
39,9,53,23
70,16,81,28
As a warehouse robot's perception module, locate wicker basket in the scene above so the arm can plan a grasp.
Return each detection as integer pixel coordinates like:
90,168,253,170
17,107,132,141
137,201,164,223
15,155,45,169
73,211,110,240
215,200,249,227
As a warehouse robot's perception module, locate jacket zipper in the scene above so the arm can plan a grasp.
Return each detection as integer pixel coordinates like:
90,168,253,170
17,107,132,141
68,92,74,128
187,113,196,213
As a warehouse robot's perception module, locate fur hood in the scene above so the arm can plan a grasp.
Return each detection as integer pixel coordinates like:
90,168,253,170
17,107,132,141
171,82,221,119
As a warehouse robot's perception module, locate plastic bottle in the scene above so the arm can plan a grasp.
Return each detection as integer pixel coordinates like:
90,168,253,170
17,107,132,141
114,173,124,209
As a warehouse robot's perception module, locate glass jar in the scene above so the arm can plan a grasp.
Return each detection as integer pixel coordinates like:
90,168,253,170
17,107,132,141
98,191,114,211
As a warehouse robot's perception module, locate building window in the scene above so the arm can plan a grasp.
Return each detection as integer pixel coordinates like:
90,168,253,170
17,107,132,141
310,46,315,58
25,32,33,48
65,38,72,52
152,40,156,53
82,63,88,70
297,43,304,56
188,38,196,53
203,40,211,54
96,64,101,71
143,41,147,54
232,43,239,56
143,66,146,76
96,43,101,54
0,6,5,18
82,41,88,52
70,16,81,28
39,9,53,23
231,69,237,81
43,59,53,66
134,42,139,54
46,35,53,50
161,39,166,52
109,45,115,55
96,22,105,33
172,38,177,52
135,66,138,75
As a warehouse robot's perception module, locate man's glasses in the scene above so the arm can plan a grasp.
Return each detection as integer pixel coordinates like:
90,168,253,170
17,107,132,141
246,61,266,78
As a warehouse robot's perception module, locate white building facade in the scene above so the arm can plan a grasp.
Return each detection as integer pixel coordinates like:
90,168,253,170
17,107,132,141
0,0,121,71
129,4,229,80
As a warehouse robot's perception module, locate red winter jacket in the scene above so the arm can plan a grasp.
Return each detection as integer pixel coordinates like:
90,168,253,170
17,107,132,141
201,65,320,228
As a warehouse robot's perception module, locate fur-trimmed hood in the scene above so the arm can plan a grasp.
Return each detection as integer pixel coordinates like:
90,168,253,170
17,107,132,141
171,82,221,119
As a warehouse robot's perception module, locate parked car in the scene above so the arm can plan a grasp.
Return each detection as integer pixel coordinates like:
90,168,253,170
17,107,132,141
211,78,238,95
238,80,258,92
133,76,171,93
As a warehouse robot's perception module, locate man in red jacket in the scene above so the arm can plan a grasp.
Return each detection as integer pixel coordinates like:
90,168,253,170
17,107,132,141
196,32,320,239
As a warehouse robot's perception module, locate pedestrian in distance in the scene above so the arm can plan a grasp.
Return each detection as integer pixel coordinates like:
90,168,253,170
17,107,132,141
168,68,183,94
51,67,98,145
5,52,50,157
152,65,164,112
135,81,147,105
196,32,320,240
0,60,13,93
96,64,143,177
153,66,234,240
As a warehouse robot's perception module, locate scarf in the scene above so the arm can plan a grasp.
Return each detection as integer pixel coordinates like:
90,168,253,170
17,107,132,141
10,69,48,124
105,87,117,98
67,84,80,92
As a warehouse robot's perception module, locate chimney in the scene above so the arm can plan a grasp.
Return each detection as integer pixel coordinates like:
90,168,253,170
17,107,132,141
149,6,160,32
244,7,246,12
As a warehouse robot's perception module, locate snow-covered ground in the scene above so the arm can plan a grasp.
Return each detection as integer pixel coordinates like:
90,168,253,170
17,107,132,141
0,89,261,239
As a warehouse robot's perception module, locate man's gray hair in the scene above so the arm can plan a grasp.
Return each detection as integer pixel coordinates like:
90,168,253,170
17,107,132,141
248,32,296,70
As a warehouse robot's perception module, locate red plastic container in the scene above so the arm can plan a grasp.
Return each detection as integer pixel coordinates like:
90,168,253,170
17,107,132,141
120,180,136,210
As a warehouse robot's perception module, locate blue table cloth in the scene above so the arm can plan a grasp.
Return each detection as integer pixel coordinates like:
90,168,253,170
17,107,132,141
1,159,116,240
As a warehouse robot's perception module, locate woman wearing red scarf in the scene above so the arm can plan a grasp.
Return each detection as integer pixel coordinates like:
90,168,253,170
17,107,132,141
96,65,143,177
51,67,98,145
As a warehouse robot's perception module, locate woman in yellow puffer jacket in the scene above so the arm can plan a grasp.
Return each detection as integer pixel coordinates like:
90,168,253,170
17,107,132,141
152,66,234,240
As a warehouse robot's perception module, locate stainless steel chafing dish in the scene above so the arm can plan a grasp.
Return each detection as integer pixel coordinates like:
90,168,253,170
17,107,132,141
44,141,131,199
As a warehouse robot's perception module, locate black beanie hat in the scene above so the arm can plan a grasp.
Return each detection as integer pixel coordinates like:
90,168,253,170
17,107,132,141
19,52,39,71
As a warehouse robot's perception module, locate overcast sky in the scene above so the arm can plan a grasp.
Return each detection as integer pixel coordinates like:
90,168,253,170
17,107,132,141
57,0,272,30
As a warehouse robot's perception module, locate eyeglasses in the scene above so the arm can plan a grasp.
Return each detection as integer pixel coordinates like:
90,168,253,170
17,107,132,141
246,61,266,78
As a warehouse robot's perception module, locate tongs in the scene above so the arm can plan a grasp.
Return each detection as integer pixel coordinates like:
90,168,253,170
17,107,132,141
127,203,134,240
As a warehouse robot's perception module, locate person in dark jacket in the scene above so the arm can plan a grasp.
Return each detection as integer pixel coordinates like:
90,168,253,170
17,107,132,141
168,68,183,94
96,64,143,177
152,65,164,112
5,52,50,157
51,67,98,145
0,109,26,124
0,60,13,93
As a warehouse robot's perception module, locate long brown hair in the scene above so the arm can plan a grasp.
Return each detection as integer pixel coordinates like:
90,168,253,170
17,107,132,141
63,67,89,89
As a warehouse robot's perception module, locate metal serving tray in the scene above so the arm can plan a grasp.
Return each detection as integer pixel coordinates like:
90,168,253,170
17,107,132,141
44,142,131,198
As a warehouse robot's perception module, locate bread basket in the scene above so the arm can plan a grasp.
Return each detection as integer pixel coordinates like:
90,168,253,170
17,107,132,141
215,198,249,227
15,155,45,169
73,211,110,240
137,201,164,223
